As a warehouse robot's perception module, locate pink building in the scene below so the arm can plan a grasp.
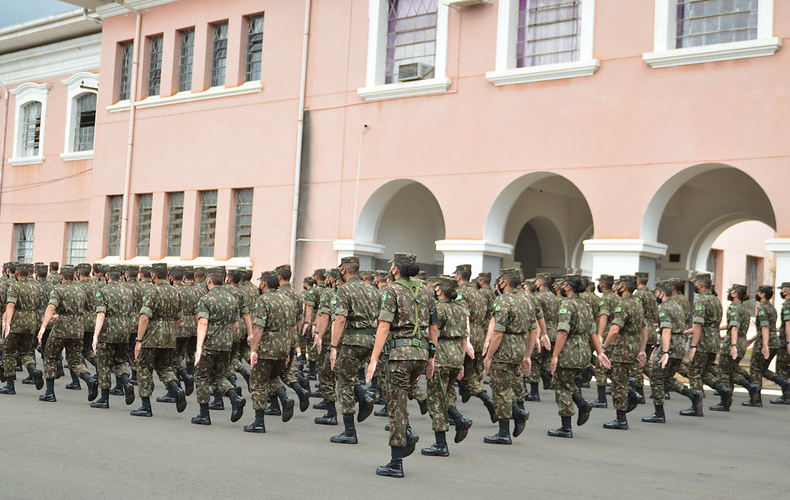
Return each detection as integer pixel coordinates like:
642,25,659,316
0,0,786,293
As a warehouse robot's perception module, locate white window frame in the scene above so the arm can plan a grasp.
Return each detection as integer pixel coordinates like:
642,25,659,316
61,72,99,161
486,0,598,86
8,82,50,166
643,0,780,68
358,0,451,101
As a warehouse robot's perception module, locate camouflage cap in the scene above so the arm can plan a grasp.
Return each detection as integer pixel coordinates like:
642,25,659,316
125,265,139,274
258,271,276,281
183,265,195,272
454,264,472,275
339,256,359,266
777,282,790,290
61,265,75,274
151,263,168,271
655,280,673,292
535,272,550,280
694,273,712,286
499,268,521,278
375,270,389,279
416,270,427,280
314,268,326,276
92,263,102,273
107,265,124,273
16,263,33,272
669,278,683,288
49,261,59,268
140,266,152,274
635,271,649,279
194,267,207,275
328,268,341,280
730,283,747,294
435,275,456,289
207,266,226,275
758,285,773,294
35,263,48,272
390,252,416,265
477,272,492,281
598,274,614,282
617,275,637,285
275,264,291,275
76,263,91,270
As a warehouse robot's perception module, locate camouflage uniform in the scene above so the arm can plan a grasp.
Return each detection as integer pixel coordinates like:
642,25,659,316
195,286,237,404
554,294,594,417
775,293,790,396
174,280,200,373
3,275,42,379
595,290,620,390
94,281,135,389
427,298,466,432
137,280,182,398
44,280,89,380
632,286,658,391
225,282,250,381
317,286,337,402
274,282,301,388
457,282,486,395
718,297,750,391
648,299,688,405
750,299,780,393
238,277,259,370
687,290,724,393
79,275,100,363
532,288,559,385
606,294,644,412
250,289,291,411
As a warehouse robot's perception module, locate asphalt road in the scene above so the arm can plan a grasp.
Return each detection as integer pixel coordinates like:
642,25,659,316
1,378,788,500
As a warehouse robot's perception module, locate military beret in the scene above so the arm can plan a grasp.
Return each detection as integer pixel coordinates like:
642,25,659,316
694,273,712,286
635,272,649,279
435,275,456,289
454,264,472,275
758,285,773,294
340,256,359,266
777,282,790,290
275,264,291,275
125,265,139,274
390,252,416,265
499,268,521,278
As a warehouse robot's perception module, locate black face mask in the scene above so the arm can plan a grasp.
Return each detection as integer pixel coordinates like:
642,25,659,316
616,289,624,297
782,291,788,300
597,285,603,293
560,288,567,297
388,273,395,282
434,291,440,301
656,297,662,305
693,285,700,294
755,293,761,302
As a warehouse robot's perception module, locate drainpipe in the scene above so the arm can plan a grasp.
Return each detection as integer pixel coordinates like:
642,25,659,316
0,82,8,223
289,0,312,270
115,0,141,262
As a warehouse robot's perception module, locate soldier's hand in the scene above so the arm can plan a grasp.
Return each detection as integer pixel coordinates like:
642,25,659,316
597,352,612,370
314,336,322,354
91,337,98,353
329,348,337,370
730,345,738,360
541,336,551,351
365,358,377,384
457,366,464,380
482,340,490,358
195,348,202,366
689,348,695,362
464,341,475,359
660,352,669,369
134,342,141,360
426,358,435,380
521,357,531,376
637,351,647,368
787,344,790,356
535,341,541,354
762,345,770,360
250,350,258,368
550,356,557,375
37,328,45,344
483,357,491,376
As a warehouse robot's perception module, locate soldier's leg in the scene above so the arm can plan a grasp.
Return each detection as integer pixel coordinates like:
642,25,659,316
195,351,213,405
96,342,113,390
136,348,155,398
687,354,705,392
554,367,577,417
718,353,736,391
251,357,276,411
43,337,65,381
385,359,411,448
319,345,337,402
490,362,515,421
153,348,179,387
761,350,783,384
649,359,668,406
1,333,22,381
214,351,235,396
114,342,131,379
335,345,361,416
610,362,629,412
427,367,451,432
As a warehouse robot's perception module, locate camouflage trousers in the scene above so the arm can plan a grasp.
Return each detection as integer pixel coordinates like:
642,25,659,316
335,344,373,415
195,349,233,404
82,331,96,361
96,341,130,389
175,336,197,372
687,351,723,392
460,354,485,396
374,352,388,400
276,348,299,387
427,366,461,432
136,347,178,398
2,332,36,379
530,344,554,385
750,347,782,392
648,357,687,406
595,355,610,388
629,363,648,389
251,357,287,411
553,367,583,417
776,347,790,381
490,362,519,420
44,337,89,380
718,351,748,391
385,358,427,448
317,341,337,402
610,362,634,412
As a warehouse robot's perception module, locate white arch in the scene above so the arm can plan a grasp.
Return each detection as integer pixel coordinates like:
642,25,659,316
484,171,557,242
355,179,421,242
572,225,594,270
687,214,758,272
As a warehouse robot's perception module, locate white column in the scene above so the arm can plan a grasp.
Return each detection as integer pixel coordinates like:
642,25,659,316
766,238,790,315
435,239,513,277
333,239,385,270
583,239,668,285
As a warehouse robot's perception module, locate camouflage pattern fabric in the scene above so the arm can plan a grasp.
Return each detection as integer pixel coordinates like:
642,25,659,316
317,288,337,402
750,300,780,392
378,279,436,362
776,298,790,381
196,287,237,352
648,300,688,405
7,276,41,334
251,358,287,411
553,367,583,417
137,347,178,398
427,366,461,431
385,358,428,448
95,282,135,343
251,290,291,407
608,296,644,412
48,281,87,340
687,290,724,392
535,289,560,342
556,295,594,369
195,350,233,404
139,281,182,349
718,301,750,391
96,342,130,389
44,337,88,380
335,344,372,415
490,362,519,419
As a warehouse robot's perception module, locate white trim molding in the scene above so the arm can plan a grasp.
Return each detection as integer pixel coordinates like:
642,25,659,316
435,239,513,257
8,81,51,166
644,0,779,68
766,238,790,254
96,0,181,19
436,239,513,276
333,239,385,256
106,80,263,113
0,34,101,86
62,72,99,157
60,151,94,161
357,0,452,101
486,0,598,86
583,239,668,259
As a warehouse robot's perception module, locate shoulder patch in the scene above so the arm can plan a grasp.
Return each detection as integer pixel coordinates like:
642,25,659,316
558,308,569,315
757,309,765,317
95,291,102,299
614,306,622,313
694,304,704,311
494,304,502,312
381,292,388,302
658,311,666,317
599,300,605,306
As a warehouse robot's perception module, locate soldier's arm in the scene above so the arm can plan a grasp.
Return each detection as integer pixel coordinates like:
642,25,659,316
552,330,567,361
93,312,106,343
195,318,208,360
596,314,608,339
3,303,14,336
602,324,620,351
38,304,57,338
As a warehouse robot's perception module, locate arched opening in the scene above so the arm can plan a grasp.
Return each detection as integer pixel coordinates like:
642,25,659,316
487,172,594,276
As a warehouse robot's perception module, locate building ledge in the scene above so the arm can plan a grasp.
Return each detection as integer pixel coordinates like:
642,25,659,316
8,156,44,166
583,239,668,259
486,59,600,86
435,239,514,257
60,151,93,161
357,77,451,101
107,81,263,113
643,37,781,68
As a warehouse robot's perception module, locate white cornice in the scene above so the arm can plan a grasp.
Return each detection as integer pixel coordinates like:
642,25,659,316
644,37,781,68
333,240,385,256
766,239,790,254
0,34,101,85
96,0,181,19
583,239,668,259
486,60,600,86
435,239,514,257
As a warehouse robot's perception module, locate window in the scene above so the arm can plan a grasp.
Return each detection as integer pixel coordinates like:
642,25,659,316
66,222,89,265
73,94,96,152
210,22,229,87
178,29,195,92
118,41,133,101
167,192,184,256
147,35,164,97
107,195,122,257
487,0,598,85
14,224,34,263
244,15,264,82
61,72,98,159
20,102,42,157
644,0,778,68
199,190,218,257
359,0,450,100
10,82,50,165
136,194,153,257
233,189,253,257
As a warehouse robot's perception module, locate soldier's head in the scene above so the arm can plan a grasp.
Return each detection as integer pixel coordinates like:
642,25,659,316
16,263,32,279
616,276,637,296
228,270,242,285
259,272,279,292
339,256,360,281
498,269,521,292
728,284,747,303
434,276,457,301
49,261,59,273
756,285,773,302
390,253,418,281
559,275,583,296
184,269,195,282
78,266,92,280
579,276,590,292
454,264,472,284
523,280,538,293
275,265,292,283
780,282,790,300
536,273,551,290
61,266,75,281
313,268,326,283
151,264,168,281
693,273,712,293
107,268,122,282
207,273,224,288
597,275,614,293
476,272,491,288
655,281,673,303
6,262,16,276
303,277,315,290
635,272,649,288
170,268,185,283
35,264,48,279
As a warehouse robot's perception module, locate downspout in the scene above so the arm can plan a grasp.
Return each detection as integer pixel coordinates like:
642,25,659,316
115,0,141,262
0,82,9,223
289,0,312,270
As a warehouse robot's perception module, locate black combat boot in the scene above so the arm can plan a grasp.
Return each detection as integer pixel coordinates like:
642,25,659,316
330,414,358,444
315,400,338,425
244,409,266,433
109,376,125,396
313,399,327,410
90,388,110,409
709,383,732,411
354,383,374,422
525,382,540,402
277,388,295,423
130,397,153,417
421,431,449,457
167,380,187,413
374,401,389,417
295,371,310,392
547,416,573,438
770,389,790,405
357,369,366,385
572,391,592,426
80,372,99,402
311,387,323,399
635,385,646,404
290,382,310,412
512,401,529,438
484,419,512,445
0,378,15,395
641,404,666,423
592,386,608,408
540,370,552,391
129,370,138,386
21,373,34,385
119,373,135,405
308,360,317,381
458,380,472,403
375,447,404,478
239,367,251,389
417,397,428,415
191,403,211,425
156,386,177,403
665,391,671,400
448,406,472,443
402,426,420,457
478,391,498,423
228,375,243,397
264,395,280,415
679,388,704,416
65,369,81,390
178,369,194,396
39,379,56,402
625,387,640,413
209,389,225,410
603,410,629,430
227,388,246,423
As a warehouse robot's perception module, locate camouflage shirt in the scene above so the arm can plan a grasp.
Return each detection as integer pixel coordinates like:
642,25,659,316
252,289,291,359
79,279,100,332
227,283,250,341
781,298,790,339
123,279,144,322
670,292,692,326
692,290,722,354
754,300,779,350
657,300,686,360
435,299,466,369
196,286,238,352
457,282,485,331
95,282,136,343
598,291,620,340
378,279,437,362
317,287,336,345
633,287,658,345
721,301,749,354
278,283,302,347
580,291,600,319
479,286,495,324
608,295,645,363
48,281,87,339
46,273,60,287
37,278,54,319
535,289,560,341
302,285,320,322
6,276,41,334
557,295,594,369
492,289,536,365
175,282,200,339
334,276,379,349
140,281,182,349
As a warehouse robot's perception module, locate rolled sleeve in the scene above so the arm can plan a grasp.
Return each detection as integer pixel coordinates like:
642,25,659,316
692,304,705,325
139,306,153,318
756,309,770,329
378,287,396,323
333,290,350,318
557,305,571,333
47,289,60,308
611,306,625,329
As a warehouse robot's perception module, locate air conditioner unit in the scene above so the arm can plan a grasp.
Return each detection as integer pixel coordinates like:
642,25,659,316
444,0,492,8
398,62,433,82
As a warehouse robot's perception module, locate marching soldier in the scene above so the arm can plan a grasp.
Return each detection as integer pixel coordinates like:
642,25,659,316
771,282,790,404
592,275,619,409
1,263,44,394
744,285,790,407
